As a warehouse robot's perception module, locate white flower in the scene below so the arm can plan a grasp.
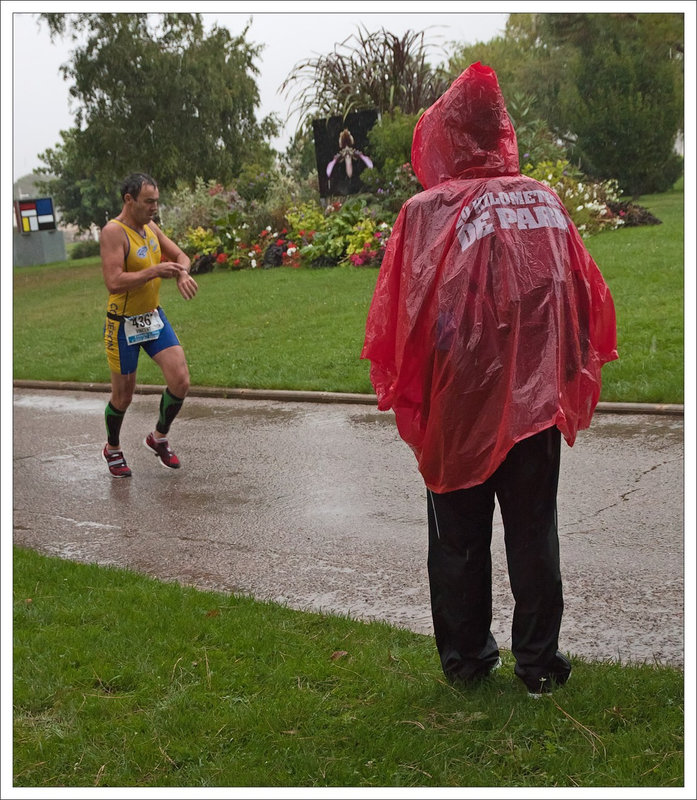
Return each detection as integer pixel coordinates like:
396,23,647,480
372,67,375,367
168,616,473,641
287,247,297,256
248,251,255,258
547,174,554,181
251,259,257,268
579,224,587,230
576,205,584,212
265,225,271,231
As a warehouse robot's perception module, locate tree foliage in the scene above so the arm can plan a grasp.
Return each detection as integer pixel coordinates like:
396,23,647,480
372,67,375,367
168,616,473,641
279,25,451,133
543,13,684,195
447,12,684,195
37,13,276,229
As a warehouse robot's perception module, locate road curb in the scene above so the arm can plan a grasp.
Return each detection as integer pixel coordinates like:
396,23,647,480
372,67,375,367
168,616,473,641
12,379,685,416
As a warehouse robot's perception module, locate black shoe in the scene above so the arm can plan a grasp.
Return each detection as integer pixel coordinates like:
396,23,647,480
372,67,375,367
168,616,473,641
516,653,571,697
448,656,502,685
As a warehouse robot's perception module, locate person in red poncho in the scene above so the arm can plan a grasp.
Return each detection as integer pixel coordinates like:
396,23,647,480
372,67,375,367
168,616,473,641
361,62,618,696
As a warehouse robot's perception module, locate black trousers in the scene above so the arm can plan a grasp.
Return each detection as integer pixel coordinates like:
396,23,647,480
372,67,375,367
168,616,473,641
426,426,571,689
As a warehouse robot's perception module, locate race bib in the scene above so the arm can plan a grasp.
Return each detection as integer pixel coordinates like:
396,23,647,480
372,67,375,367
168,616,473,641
123,308,164,345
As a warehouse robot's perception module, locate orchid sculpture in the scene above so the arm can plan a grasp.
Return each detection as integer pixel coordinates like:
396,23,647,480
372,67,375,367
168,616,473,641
326,127,373,180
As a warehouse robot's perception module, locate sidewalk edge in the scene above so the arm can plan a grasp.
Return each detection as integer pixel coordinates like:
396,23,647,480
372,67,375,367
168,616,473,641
12,380,685,416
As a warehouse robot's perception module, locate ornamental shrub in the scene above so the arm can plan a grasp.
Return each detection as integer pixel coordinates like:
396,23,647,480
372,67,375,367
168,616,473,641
161,177,240,244
522,159,624,237
285,201,330,242
295,196,392,268
180,226,222,258
69,239,101,259
361,109,424,215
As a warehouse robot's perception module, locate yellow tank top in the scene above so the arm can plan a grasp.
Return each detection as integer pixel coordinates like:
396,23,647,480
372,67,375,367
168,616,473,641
106,219,162,316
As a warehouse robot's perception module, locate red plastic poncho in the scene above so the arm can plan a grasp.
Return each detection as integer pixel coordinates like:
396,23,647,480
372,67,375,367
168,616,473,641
361,62,618,493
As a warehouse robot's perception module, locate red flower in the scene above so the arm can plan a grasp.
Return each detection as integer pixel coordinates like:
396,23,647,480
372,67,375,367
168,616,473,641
260,230,268,237
216,252,228,263
233,258,241,266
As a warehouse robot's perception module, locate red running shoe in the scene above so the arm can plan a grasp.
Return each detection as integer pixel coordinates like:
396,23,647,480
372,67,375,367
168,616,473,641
102,444,132,478
144,432,181,469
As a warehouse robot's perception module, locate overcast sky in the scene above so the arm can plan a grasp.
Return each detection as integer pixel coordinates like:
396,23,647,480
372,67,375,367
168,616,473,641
7,3,511,178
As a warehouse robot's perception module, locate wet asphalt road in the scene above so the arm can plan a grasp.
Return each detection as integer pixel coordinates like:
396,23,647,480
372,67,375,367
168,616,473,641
12,386,685,668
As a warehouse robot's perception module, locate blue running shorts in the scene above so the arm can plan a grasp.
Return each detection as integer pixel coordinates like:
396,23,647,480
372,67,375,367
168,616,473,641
104,305,180,375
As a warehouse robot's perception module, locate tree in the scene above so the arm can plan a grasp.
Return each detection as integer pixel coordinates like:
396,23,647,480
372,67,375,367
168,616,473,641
447,12,684,195
279,25,450,133
545,13,684,195
37,13,276,229
39,128,117,230
447,19,575,137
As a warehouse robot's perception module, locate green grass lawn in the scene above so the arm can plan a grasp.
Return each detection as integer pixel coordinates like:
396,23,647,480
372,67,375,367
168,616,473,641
13,546,683,789
585,186,684,403
13,186,684,402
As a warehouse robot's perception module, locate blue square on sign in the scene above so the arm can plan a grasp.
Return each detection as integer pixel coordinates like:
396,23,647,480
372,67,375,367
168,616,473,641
35,198,54,217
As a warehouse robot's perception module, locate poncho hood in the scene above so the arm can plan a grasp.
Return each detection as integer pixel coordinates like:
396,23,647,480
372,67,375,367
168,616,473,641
412,61,519,189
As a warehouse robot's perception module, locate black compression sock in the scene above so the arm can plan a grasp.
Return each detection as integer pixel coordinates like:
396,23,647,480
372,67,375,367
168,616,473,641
105,401,126,447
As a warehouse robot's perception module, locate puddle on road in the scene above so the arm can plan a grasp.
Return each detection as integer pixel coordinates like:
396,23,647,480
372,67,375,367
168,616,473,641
14,393,106,413
591,415,683,442
181,404,301,425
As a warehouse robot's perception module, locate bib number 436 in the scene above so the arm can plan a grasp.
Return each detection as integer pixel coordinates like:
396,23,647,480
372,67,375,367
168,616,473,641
124,309,164,345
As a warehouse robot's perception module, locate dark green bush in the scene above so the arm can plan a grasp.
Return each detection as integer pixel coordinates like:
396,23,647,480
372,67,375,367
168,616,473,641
69,239,101,259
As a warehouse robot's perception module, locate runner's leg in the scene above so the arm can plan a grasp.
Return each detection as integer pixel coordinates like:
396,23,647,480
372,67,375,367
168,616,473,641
151,345,190,439
106,371,136,449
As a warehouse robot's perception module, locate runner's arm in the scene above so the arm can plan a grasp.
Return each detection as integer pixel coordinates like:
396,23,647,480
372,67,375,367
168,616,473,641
151,221,198,300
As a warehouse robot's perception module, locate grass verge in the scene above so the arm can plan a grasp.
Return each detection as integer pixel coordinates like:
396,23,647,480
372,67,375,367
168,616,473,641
13,546,683,789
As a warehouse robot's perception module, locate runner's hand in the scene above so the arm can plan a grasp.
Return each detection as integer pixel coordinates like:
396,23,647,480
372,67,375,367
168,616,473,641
176,271,198,300
157,261,187,279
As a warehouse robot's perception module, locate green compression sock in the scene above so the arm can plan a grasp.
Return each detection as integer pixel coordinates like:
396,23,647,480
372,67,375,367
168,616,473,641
156,388,184,435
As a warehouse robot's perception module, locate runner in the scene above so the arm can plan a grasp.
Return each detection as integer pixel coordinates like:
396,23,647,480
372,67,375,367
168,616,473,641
100,172,198,477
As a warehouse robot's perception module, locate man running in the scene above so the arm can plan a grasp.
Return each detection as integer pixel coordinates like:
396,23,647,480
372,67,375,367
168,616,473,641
101,172,198,477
